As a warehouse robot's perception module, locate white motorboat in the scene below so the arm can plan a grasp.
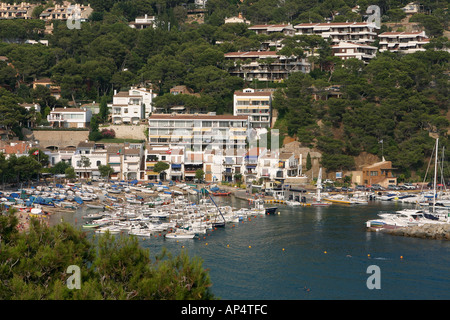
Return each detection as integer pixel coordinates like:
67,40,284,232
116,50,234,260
165,229,196,239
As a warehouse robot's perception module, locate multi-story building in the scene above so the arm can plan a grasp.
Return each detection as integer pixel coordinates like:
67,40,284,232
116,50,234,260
331,42,377,64
144,145,173,181
72,141,107,180
361,158,397,187
221,148,245,183
248,24,296,36
148,114,249,151
47,107,92,128
224,51,310,82
0,2,36,19
233,88,273,129
378,31,429,54
39,1,92,21
294,22,379,45
109,87,156,124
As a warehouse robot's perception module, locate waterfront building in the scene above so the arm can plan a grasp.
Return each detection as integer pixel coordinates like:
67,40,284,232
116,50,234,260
144,145,174,181
72,141,107,180
122,147,144,181
233,88,273,129
148,114,249,151
361,158,397,187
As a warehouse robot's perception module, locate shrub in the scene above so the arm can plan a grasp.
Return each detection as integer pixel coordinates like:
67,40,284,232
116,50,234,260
101,128,116,139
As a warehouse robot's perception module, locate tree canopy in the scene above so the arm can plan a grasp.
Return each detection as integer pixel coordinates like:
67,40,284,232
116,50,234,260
0,212,215,300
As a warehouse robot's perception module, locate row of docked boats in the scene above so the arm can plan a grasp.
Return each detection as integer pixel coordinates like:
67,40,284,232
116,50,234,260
366,208,450,231
81,192,278,240
366,137,450,231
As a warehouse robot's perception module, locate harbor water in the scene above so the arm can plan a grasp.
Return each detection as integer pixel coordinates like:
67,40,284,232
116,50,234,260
52,197,450,300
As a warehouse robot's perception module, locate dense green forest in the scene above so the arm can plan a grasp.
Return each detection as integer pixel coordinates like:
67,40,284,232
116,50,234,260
0,0,449,180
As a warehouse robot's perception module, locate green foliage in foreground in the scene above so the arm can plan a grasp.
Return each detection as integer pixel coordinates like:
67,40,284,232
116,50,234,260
0,212,215,300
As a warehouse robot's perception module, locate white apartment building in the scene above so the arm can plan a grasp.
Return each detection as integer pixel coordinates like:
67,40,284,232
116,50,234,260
378,31,429,54
294,22,379,45
72,142,107,180
122,148,143,180
47,107,92,128
224,51,311,82
109,87,156,124
257,150,280,181
144,145,175,181
233,88,273,129
331,42,377,63
148,114,250,151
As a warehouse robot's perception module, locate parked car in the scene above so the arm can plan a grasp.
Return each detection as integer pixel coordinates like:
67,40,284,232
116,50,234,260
388,184,400,190
371,184,385,191
323,179,334,184
324,186,337,192
401,183,416,190
355,185,366,191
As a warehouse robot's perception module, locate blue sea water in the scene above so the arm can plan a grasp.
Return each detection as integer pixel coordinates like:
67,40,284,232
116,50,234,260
57,198,450,300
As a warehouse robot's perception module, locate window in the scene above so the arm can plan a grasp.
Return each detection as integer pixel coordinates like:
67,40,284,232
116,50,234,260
96,160,101,166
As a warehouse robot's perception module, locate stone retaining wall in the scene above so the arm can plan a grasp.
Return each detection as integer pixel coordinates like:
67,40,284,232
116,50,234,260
384,223,450,240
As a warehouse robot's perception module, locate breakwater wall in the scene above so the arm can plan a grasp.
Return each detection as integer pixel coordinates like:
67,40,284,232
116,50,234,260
384,223,450,240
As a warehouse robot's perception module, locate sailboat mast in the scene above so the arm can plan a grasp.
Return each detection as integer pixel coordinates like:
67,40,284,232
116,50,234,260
433,138,438,213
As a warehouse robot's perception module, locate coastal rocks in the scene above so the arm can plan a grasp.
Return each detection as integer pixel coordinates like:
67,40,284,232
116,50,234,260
383,223,450,240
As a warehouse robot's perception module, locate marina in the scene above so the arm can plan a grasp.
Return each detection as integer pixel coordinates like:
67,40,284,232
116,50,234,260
2,176,450,300
45,194,450,300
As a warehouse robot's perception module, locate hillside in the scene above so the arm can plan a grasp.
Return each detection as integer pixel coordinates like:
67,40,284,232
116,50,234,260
0,0,449,182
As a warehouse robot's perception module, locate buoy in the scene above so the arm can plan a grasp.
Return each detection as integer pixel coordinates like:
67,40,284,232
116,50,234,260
282,248,285,251
249,245,252,248
227,244,230,247
182,246,184,248
277,212,280,215
400,256,403,259
324,251,327,254
367,254,371,258
206,243,208,246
